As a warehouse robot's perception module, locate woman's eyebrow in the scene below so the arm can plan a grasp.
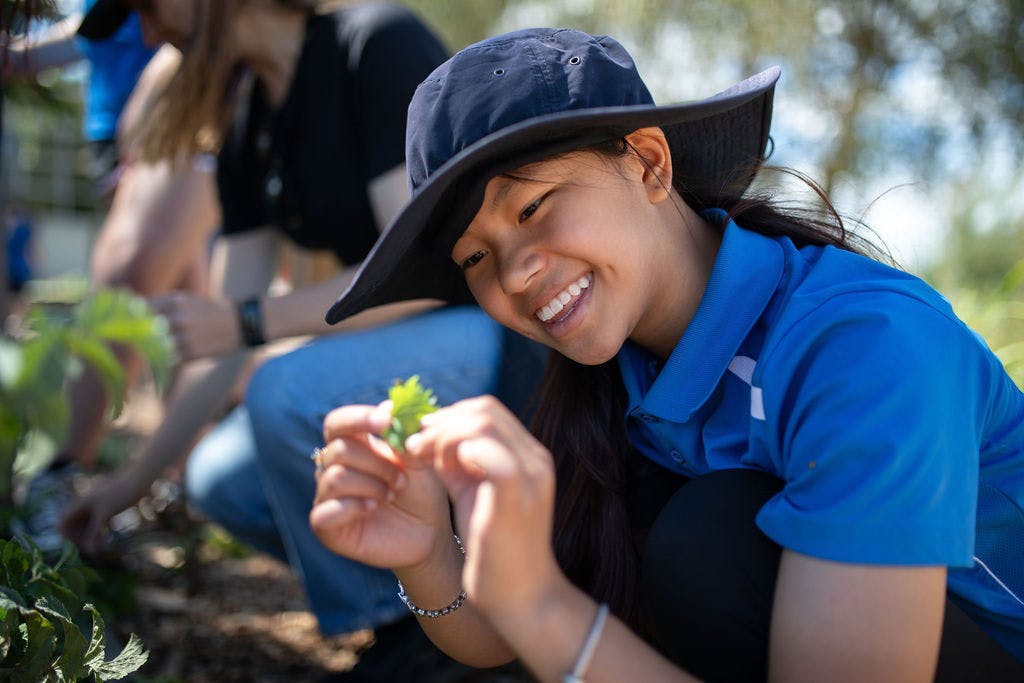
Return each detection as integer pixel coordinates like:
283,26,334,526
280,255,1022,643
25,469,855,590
489,177,518,211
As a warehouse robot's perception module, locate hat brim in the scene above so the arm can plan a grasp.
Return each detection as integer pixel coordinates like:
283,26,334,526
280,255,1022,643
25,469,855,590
326,65,780,324
77,0,130,41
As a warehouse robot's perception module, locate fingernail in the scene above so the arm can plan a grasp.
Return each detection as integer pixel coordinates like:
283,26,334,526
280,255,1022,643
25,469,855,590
364,498,378,510
394,472,407,490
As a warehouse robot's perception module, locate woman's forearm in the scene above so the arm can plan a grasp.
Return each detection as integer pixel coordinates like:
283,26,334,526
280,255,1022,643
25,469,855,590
491,581,695,683
117,352,249,501
393,545,517,668
260,269,442,341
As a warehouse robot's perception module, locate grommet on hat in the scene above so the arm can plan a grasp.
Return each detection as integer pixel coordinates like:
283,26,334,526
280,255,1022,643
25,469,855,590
326,28,780,325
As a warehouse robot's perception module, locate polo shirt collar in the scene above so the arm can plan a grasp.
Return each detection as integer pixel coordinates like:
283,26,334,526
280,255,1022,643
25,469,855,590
626,210,785,422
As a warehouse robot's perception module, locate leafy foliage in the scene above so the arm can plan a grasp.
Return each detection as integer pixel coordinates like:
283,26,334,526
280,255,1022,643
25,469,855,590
382,375,439,451
940,269,1024,388
0,538,148,681
0,288,169,679
0,288,175,508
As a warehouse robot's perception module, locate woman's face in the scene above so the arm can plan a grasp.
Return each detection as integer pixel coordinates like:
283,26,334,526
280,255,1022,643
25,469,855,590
126,0,195,49
452,139,705,364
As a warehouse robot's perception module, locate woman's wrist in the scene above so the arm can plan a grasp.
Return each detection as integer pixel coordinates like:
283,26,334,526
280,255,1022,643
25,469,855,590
393,529,467,617
397,533,467,618
236,297,266,347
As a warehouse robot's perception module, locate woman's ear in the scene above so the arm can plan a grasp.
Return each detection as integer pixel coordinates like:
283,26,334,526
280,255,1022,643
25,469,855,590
624,127,673,204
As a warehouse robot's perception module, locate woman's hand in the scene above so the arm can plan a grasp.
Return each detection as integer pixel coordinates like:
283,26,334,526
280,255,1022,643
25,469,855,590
405,395,564,622
60,472,138,556
149,292,242,361
310,402,453,570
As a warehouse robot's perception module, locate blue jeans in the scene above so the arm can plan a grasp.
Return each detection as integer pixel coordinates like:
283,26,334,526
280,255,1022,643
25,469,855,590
184,306,506,635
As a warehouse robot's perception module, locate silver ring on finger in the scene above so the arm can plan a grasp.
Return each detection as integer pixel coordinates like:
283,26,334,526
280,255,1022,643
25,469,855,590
311,446,327,474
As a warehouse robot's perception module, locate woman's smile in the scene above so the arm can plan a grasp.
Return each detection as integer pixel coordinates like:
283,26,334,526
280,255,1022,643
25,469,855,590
536,274,591,323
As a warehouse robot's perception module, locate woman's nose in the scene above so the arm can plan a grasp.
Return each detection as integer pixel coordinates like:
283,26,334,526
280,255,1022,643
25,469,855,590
498,241,544,295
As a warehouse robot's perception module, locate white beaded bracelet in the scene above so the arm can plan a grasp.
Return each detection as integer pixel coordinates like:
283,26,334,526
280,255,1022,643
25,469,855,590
562,603,609,683
396,533,467,619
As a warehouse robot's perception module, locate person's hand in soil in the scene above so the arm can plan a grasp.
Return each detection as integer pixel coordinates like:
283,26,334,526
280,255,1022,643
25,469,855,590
60,471,137,555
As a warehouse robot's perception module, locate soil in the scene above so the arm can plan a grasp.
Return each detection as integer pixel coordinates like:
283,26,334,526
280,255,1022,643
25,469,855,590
88,384,374,682
95,485,372,682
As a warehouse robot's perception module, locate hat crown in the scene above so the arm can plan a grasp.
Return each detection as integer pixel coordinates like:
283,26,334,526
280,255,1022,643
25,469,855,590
406,28,654,192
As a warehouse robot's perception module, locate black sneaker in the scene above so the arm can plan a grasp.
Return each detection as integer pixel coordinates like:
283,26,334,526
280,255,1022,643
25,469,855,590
11,461,80,557
327,615,535,682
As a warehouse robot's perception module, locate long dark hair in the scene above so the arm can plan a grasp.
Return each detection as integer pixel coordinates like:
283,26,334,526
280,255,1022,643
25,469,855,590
527,137,888,628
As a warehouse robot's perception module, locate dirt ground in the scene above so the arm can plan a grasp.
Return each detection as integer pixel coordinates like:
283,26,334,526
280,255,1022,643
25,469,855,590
107,522,370,682
90,383,373,682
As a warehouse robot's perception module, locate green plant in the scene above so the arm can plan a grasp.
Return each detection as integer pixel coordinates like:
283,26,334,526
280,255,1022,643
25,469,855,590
0,288,174,681
0,288,175,509
942,260,1024,388
0,538,148,681
382,375,438,451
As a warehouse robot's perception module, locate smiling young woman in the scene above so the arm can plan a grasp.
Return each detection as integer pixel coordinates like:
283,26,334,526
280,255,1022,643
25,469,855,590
312,27,1024,683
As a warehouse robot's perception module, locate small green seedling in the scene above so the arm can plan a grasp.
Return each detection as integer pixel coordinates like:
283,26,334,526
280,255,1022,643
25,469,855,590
382,375,439,451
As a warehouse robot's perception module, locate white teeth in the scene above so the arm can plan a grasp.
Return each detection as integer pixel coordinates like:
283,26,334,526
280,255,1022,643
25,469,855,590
536,274,592,322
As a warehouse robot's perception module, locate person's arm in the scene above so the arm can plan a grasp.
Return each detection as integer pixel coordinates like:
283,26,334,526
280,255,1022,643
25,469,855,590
115,43,179,160
91,157,220,293
153,162,442,361
2,14,82,81
61,229,276,552
769,552,945,682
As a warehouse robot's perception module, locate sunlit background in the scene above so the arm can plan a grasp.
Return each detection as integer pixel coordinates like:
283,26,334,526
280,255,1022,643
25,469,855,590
4,0,1024,381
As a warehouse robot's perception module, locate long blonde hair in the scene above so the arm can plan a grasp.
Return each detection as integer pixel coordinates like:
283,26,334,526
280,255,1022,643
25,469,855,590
134,0,335,163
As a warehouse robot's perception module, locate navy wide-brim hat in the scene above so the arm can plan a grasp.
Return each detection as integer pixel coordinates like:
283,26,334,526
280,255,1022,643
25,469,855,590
326,28,780,324
77,0,130,41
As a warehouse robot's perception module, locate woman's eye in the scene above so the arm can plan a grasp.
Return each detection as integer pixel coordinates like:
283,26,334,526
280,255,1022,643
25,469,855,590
460,249,488,270
519,196,544,222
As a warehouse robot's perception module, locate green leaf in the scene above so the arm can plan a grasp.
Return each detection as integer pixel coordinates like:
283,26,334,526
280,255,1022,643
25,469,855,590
0,601,22,662
12,331,68,399
380,376,439,451
0,339,24,393
10,611,55,683
63,337,126,417
81,605,106,674
92,633,148,681
36,598,87,683
72,290,175,390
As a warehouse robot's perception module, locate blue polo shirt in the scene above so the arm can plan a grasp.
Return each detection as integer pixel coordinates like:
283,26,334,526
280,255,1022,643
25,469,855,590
619,211,1024,658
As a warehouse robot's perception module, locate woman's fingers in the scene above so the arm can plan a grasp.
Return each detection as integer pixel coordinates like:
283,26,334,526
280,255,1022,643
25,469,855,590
315,456,397,506
309,497,378,530
322,402,392,443
314,435,407,494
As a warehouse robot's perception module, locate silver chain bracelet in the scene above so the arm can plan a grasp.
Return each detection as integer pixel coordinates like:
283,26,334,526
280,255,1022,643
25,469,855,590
396,533,467,618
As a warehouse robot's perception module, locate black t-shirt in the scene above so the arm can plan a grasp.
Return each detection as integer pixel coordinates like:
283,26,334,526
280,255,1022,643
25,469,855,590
216,3,448,265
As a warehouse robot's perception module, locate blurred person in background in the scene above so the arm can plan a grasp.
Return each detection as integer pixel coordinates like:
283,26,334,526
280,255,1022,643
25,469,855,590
12,4,222,563
1,0,157,200
43,1,541,680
